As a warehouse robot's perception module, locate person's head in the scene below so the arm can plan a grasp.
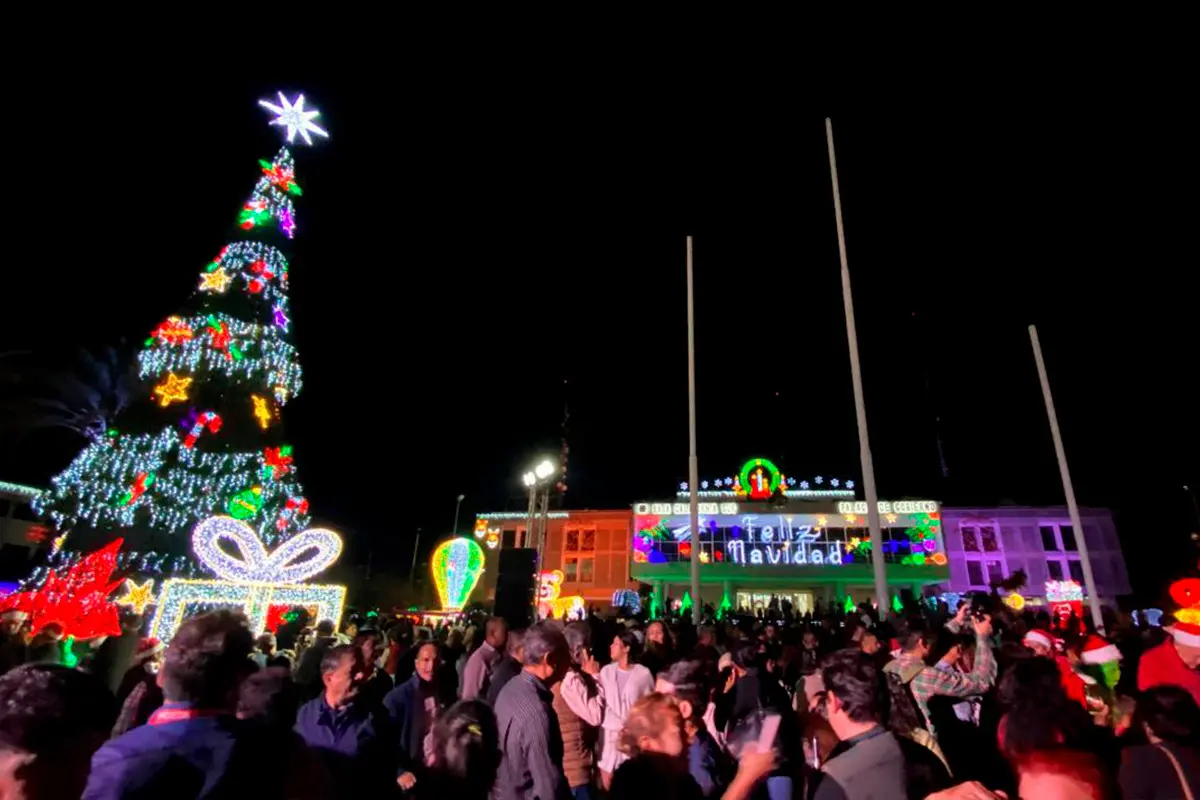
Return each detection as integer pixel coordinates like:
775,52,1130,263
161,611,255,709
1133,685,1200,745
484,617,508,650
564,621,592,666
929,632,970,669
320,645,360,707
506,628,527,663
315,619,335,638
0,664,117,800
523,623,569,683
415,642,440,683
429,700,502,796
1169,628,1200,670
898,621,931,660
697,625,716,648
802,630,818,650
763,624,777,642
620,693,687,760
729,641,760,676
1,611,26,636
998,655,1091,757
860,630,881,656
355,628,383,667
611,630,642,665
819,649,887,740
646,620,666,646
237,667,299,729
255,632,276,656
656,660,707,734
1023,629,1055,659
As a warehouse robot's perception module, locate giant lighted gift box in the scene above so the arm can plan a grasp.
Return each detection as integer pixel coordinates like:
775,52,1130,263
151,515,345,643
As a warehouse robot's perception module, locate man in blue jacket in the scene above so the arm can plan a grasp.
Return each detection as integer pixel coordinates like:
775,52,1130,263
83,611,278,799
294,643,397,793
383,641,447,791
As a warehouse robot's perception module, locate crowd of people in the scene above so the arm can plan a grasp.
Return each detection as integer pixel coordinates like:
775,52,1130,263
0,590,1197,799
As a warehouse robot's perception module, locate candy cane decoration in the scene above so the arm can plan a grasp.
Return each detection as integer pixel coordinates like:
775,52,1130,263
183,411,223,449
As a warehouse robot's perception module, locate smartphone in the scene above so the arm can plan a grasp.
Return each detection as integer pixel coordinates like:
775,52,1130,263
756,713,781,753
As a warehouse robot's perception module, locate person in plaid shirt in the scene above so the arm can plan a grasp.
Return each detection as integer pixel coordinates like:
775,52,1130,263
883,603,997,739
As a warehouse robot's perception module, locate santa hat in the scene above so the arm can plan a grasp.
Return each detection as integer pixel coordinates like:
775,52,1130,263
131,637,163,665
1080,635,1121,665
1167,577,1200,647
1023,629,1055,651
1167,620,1200,648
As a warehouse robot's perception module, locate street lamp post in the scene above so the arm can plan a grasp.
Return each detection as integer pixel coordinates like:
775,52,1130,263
523,458,557,619
452,493,465,535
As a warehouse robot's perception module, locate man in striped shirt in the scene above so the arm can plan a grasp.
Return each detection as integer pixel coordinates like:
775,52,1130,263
493,623,573,800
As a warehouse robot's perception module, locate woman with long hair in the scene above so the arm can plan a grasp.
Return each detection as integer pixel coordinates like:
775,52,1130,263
598,630,655,789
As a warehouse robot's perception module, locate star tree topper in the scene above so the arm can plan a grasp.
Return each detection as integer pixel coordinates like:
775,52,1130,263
258,92,329,145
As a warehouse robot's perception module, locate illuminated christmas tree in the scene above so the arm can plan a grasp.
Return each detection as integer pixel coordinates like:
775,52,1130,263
32,94,329,584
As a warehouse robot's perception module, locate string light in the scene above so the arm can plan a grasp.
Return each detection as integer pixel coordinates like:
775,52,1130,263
199,267,233,293
191,516,342,584
1045,580,1084,603
431,537,485,611
34,428,310,546
150,578,345,643
251,395,273,429
153,373,192,407
115,578,158,614
258,93,329,146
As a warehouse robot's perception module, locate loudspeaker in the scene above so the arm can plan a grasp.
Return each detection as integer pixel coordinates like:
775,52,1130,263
494,548,538,629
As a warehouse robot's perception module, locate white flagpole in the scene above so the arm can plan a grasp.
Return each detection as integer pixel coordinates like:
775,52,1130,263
686,236,702,624
825,119,889,616
1029,324,1104,632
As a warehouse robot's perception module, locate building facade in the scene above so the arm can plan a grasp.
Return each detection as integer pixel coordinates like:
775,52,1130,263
940,506,1130,604
0,481,51,583
471,509,635,609
473,457,1134,615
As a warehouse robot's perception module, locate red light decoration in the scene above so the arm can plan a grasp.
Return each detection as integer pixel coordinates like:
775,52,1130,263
182,411,223,449
121,472,154,506
0,539,124,639
151,316,194,344
263,446,294,479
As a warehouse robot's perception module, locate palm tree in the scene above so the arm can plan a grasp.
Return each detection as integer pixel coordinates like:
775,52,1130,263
0,343,137,443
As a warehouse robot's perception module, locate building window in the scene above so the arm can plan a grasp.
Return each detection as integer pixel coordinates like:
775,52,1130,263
564,556,595,584
1039,524,1077,552
502,529,517,549
1040,523,1082,586
959,523,1006,590
566,530,579,552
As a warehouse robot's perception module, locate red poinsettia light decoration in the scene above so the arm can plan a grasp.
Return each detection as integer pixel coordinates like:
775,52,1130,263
0,539,124,640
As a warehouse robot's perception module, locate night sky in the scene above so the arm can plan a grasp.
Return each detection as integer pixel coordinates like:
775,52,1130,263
4,75,1196,604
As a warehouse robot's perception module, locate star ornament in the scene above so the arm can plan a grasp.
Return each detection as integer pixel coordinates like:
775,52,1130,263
258,92,329,145
199,267,233,293
116,578,157,614
154,373,192,407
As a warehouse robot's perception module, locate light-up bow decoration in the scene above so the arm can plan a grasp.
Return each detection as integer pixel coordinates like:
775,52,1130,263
431,537,485,611
191,515,342,584
150,515,345,644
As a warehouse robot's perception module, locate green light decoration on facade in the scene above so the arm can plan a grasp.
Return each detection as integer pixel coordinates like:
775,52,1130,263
738,457,783,498
649,586,663,620
892,594,904,614
680,591,693,616
844,594,856,614
717,590,733,620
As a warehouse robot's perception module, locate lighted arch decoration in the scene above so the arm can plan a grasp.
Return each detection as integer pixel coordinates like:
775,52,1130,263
739,457,782,500
432,537,485,611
